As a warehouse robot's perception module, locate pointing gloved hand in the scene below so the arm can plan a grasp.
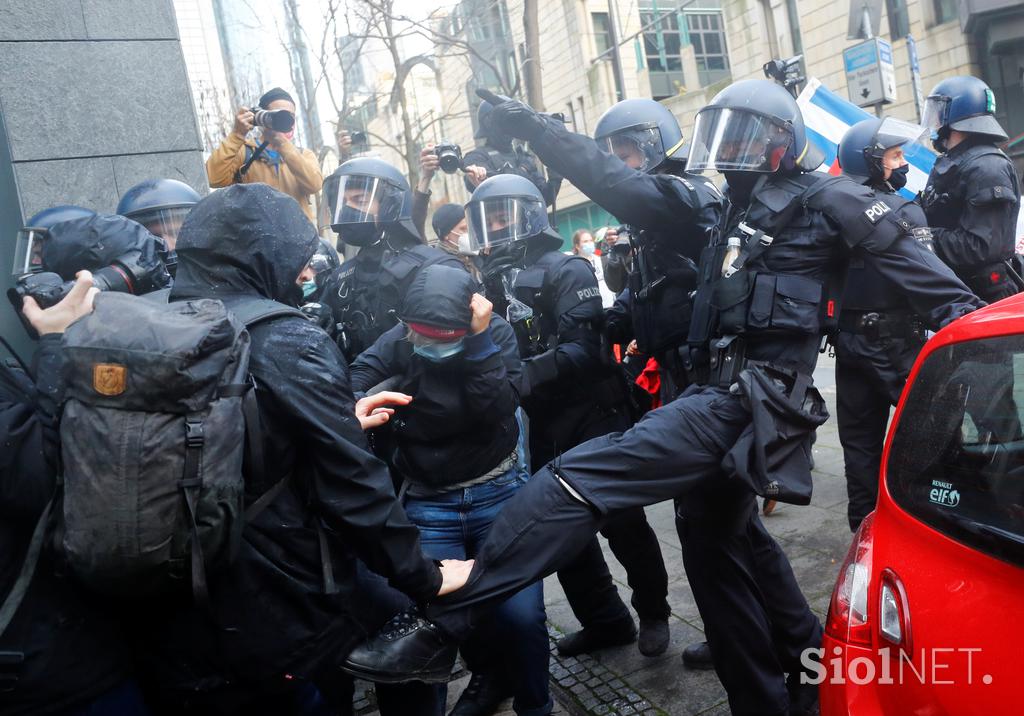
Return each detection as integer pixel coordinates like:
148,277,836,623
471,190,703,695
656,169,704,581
476,89,549,144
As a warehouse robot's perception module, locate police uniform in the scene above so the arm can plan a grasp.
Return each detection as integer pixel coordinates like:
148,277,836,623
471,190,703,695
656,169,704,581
520,119,722,395
322,241,466,363
484,236,671,644
426,170,982,716
835,192,957,531
922,139,1021,303
462,144,562,207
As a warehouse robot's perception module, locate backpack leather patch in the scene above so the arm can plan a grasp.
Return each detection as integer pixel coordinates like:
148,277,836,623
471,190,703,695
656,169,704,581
93,363,126,396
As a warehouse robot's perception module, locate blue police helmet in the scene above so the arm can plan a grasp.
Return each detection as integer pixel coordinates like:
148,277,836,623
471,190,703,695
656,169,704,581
923,76,1007,142
594,98,687,172
688,79,824,174
838,117,926,183
465,174,560,253
327,157,420,246
116,178,201,217
13,205,96,276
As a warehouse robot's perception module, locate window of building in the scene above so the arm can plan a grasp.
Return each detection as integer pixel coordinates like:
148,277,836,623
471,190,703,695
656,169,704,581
686,11,731,88
640,1,730,98
932,0,957,25
592,12,611,56
885,0,910,40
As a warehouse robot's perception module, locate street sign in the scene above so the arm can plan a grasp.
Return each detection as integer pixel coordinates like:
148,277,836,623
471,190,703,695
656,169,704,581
906,34,925,122
843,37,897,107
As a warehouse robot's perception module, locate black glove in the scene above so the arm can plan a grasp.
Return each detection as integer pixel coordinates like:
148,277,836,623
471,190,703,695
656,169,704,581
476,89,548,144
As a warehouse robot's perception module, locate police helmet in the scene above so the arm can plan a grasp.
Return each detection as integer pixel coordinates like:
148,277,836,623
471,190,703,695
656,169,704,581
838,117,927,183
13,205,95,277
923,76,1007,145
117,179,200,276
465,174,560,253
327,157,419,247
594,98,687,172
687,79,824,174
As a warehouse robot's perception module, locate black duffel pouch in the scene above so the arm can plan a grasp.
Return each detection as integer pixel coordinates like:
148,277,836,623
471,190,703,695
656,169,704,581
722,363,829,505
746,273,823,334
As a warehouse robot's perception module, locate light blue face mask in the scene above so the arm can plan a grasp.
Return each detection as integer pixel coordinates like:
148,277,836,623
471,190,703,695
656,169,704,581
413,339,465,362
301,280,318,299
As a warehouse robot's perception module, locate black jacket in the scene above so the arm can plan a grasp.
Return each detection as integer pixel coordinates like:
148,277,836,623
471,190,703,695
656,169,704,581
1,341,130,715
150,184,440,690
921,138,1022,301
350,316,522,489
463,143,562,206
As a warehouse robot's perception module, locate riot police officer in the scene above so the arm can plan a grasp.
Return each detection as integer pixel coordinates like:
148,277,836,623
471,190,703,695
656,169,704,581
921,76,1021,302
116,178,202,277
320,158,465,362
835,117,978,532
475,88,721,664
470,174,672,659
462,99,562,206
12,205,95,277
343,80,983,716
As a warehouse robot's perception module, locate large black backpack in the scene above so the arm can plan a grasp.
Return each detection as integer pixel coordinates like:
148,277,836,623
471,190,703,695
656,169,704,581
0,292,302,635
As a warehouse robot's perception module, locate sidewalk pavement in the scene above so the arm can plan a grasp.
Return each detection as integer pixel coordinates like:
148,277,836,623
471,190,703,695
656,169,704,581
362,353,853,715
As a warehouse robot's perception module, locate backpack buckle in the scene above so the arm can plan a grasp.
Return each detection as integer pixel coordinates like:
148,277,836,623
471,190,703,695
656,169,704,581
185,419,205,448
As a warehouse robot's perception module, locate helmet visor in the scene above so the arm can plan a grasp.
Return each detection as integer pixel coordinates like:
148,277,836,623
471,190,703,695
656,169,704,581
873,117,929,151
331,174,404,228
598,125,664,172
688,108,793,173
127,206,192,249
12,228,46,277
922,95,950,134
466,196,547,253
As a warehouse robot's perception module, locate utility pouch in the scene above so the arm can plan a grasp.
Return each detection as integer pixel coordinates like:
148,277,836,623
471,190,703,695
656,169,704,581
711,270,753,335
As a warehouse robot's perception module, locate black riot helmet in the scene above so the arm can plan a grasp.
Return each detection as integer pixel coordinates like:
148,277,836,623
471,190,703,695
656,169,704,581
838,117,927,185
688,79,824,175
326,157,421,248
116,178,201,277
12,205,95,277
465,174,561,254
594,98,687,173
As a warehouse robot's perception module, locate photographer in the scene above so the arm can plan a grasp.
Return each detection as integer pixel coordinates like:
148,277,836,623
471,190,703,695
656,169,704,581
206,87,323,223
462,99,561,207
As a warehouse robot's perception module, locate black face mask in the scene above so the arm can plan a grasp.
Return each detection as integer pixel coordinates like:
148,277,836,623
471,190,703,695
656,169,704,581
723,172,760,206
339,222,383,248
932,128,950,155
887,164,909,191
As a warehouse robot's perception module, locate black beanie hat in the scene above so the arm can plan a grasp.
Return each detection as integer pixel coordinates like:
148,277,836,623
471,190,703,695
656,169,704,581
259,87,295,109
431,203,465,241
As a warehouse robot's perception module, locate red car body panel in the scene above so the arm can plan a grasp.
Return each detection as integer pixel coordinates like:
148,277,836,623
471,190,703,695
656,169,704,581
821,294,1024,716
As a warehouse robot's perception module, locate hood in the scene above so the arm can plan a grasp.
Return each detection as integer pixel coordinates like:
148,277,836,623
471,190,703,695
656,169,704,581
400,264,474,331
171,184,319,305
43,214,163,280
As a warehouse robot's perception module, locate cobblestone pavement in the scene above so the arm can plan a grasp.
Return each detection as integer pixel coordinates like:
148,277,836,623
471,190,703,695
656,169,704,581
361,354,853,715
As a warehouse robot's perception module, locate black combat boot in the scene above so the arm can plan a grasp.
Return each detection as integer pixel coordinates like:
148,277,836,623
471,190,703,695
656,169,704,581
342,608,458,684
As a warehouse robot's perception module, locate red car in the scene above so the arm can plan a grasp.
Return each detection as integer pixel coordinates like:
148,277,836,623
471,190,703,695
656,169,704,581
820,294,1024,715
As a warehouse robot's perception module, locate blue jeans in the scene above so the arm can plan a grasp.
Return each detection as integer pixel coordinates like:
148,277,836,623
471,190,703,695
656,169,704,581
405,469,551,716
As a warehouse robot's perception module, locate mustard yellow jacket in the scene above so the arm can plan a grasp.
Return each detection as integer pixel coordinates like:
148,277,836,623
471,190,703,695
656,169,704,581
206,132,323,222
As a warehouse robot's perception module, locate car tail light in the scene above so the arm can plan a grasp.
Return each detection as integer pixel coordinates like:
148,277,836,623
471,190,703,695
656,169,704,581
825,512,875,647
879,568,912,650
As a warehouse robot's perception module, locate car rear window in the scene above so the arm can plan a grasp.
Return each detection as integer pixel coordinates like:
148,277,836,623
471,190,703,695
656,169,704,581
886,334,1024,568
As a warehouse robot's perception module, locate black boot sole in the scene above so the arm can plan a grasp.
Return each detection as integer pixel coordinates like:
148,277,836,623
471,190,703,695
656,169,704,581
341,659,453,684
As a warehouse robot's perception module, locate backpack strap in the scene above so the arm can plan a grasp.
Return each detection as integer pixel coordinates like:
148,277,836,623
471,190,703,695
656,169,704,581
0,496,56,639
181,413,210,608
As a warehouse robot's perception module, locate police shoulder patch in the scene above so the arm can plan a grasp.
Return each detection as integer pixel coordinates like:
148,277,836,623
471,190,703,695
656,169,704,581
863,200,892,224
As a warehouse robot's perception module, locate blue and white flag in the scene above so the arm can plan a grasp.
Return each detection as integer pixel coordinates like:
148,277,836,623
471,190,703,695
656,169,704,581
797,77,1024,248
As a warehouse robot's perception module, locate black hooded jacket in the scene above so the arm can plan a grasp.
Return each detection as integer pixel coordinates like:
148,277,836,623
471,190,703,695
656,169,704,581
150,184,440,689
1,344,131,715
350,266,522,488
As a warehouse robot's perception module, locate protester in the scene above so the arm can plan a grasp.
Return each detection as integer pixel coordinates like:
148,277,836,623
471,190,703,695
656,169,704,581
570,229,615,308
206,87,323,222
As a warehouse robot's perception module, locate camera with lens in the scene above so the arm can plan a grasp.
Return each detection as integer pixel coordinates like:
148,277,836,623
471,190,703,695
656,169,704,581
610,225,634,255
434,141,464,174
7,254,170,338
251,107,296,133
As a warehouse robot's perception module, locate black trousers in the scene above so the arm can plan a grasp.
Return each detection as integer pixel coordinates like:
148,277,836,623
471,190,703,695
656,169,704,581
529,399,670,629
430,385,820,716
834,332,920,531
